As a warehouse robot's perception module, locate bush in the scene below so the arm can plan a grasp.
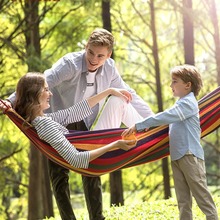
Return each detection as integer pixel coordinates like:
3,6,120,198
44,195,220,220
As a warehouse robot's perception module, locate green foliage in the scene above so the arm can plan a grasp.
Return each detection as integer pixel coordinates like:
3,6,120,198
0,0,219,218
0,115,29,219
69,172,85,194
43,195,220,220
40,0,102,69
202,131,220,186
103,196,220,220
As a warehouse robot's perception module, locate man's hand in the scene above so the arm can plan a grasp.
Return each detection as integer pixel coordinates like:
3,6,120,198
110,88,132,103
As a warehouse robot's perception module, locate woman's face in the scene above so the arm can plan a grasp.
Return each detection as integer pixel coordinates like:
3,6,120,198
39,81,52,112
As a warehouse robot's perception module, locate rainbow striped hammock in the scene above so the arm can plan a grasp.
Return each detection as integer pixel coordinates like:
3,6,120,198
1,87,220,177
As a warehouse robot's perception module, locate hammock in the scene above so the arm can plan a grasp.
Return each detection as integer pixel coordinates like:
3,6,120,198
1,87,220,177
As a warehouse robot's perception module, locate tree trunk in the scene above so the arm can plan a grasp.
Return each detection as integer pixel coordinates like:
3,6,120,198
183,0,194,65
24,1,54,219
102,0,124,206
109,171,124,206
149,0,171,199
28,145,43,219
207,0,220,86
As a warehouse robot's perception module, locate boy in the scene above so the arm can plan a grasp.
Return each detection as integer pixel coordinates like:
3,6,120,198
122,64,218,220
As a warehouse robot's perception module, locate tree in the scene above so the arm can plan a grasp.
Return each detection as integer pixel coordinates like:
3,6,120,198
202,0,220,85
183,0,195,64
23,1,54,219
0,0,86,218
0,0,53,218
0,0,219,218
149,0,171,199
102,0,124,206
111,0,172,200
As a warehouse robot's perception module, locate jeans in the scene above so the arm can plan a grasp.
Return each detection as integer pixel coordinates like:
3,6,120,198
48,121,105,220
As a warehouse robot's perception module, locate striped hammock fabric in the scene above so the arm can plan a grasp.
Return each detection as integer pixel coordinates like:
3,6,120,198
1,87,220,177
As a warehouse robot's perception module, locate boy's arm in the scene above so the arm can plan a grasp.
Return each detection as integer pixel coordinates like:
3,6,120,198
135,99,197,131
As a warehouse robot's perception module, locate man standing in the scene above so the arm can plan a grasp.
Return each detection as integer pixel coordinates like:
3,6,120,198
44,28,154,220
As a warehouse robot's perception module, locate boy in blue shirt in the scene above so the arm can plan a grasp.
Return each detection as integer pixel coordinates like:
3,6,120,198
122,64,218,220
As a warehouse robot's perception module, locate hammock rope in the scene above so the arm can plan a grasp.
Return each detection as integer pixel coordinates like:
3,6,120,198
1,87,220,177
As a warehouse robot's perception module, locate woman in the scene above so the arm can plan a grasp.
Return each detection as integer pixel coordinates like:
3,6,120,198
3,72,136,168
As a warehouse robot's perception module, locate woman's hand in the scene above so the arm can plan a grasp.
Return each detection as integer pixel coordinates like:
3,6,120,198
89,138,137,161
114,139,137,151
109,88,132,103
0,100,12,111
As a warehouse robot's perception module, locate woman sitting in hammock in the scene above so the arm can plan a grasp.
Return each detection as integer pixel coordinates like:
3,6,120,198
0,72,136,168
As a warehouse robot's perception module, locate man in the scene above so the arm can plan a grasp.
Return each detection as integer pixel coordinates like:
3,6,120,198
5,28,154,220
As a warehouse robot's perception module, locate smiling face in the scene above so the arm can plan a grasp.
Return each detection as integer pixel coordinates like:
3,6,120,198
170,75,191,98
85,44,112,72
15,72,53,122
39,81,52,113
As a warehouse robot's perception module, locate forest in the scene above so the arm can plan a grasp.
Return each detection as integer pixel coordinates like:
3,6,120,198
0,0,219,219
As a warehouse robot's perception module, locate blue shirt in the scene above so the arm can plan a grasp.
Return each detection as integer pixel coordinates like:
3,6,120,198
136,92,204,161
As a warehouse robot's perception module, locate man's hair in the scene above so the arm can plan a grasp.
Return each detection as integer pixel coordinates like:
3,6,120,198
87,28,114,51
170,64,203,96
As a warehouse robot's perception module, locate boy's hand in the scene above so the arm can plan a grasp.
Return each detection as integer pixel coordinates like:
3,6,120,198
122,131,137,142
121,125,137,138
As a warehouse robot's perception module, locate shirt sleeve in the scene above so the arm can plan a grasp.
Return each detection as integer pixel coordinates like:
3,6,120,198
7,92,16,107
136,97,199,132
44,53,77,89
46,100,93,126
108,59,154,118
34,117,90,168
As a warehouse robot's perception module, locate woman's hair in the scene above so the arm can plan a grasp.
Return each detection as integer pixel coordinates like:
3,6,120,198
170,64,203,96
14,72,45,123
87,28,114,52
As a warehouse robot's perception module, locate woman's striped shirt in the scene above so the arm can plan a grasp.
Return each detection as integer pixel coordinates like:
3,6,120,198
32,100,93,168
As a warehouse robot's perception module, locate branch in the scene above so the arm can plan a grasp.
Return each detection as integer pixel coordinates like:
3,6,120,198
0,148,23,163
202,137,220,153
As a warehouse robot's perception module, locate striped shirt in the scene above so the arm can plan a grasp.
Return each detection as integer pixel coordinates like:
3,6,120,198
31,100,93,168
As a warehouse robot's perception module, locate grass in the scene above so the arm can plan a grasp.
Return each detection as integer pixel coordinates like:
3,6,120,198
44,195,220,220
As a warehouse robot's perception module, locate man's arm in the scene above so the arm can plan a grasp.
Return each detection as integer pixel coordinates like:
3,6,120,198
109,63,154,118
44,53,81,89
